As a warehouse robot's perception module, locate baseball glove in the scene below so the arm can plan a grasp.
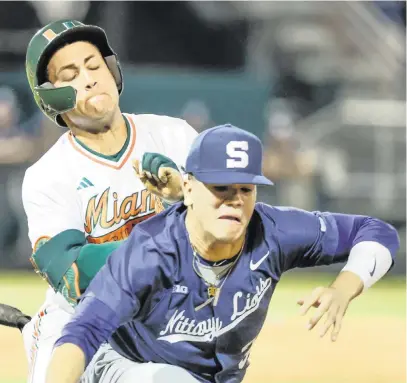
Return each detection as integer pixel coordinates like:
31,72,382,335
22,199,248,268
0,303,31,332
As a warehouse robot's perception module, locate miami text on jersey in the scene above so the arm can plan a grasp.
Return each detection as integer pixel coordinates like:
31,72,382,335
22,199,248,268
84,188,157,243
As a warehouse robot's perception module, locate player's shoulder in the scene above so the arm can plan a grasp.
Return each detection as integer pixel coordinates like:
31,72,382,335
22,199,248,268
128,113,188,127
127,113,195,135
23,132,74,190
255,202,318,230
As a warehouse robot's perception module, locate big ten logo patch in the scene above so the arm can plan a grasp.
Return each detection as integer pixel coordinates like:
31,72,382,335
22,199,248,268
85,188,162,243
173,285,189,294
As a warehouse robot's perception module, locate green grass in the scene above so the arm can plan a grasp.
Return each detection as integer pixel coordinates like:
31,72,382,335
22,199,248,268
0,271,49,315
0,270,405,319
269,271,406,319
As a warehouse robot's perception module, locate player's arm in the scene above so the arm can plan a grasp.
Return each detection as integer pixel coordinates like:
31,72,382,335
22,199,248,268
22,169,122,305
294,211,399,340
260,204,399,278
31,229,123,305
259,204,400,340
47,343,85,383
46,227,166,383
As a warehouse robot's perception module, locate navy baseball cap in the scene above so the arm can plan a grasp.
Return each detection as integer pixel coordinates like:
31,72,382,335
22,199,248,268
185,124,273,186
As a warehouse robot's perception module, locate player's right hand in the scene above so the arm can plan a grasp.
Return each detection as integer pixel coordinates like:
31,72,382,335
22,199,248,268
133,153,184,204
297,270,364,342
297,286,352,342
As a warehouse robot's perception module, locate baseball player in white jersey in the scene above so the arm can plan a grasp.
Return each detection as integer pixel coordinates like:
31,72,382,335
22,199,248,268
20,19,198,383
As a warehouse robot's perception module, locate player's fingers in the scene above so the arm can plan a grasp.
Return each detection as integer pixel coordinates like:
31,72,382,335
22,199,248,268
152,173,162,185
307,296,332,330
138,171,149,184
159,171,168,184
158,168,169,184
331,305,346,342
133,160,154,187
297,299,320,308
331,320,341,342
139,173,160,191
319,303,339,338
143,171,158,187
159,167,180,185
298,287,325,316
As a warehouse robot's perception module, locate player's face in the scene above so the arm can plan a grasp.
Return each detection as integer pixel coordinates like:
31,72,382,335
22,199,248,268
185,177,256,244
47,41,119,131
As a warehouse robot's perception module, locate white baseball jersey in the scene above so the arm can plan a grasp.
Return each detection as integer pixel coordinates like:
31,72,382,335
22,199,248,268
21,113,197,383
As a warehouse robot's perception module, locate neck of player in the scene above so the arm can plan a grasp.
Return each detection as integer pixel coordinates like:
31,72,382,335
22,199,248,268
185,212,245,262
71,109,127,156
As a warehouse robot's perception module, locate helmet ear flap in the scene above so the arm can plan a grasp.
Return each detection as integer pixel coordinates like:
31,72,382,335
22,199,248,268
35,83,77,125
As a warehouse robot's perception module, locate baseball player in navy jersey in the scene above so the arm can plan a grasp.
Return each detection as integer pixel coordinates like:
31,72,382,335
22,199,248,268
46,124,399,383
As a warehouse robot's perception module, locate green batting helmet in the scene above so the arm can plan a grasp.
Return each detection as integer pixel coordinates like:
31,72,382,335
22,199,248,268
26,19,123,127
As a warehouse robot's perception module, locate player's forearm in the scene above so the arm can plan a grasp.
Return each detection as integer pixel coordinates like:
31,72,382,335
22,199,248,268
54,296,122,366
46,343,85,383
31,229,124,293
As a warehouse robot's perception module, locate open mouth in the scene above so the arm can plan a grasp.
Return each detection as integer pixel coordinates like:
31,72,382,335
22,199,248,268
219,215,241,223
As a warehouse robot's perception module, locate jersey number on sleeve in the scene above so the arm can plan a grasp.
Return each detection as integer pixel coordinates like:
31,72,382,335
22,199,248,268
226,141,249,169
238,338,256,369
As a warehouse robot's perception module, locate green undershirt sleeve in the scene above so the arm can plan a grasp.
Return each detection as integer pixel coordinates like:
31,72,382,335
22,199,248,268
31,229,123,291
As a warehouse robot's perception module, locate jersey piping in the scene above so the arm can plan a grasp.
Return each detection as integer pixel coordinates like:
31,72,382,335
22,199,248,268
67,114,136,170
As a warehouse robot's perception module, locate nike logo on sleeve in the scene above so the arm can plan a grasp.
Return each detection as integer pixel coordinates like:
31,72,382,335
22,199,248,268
369,259,377,277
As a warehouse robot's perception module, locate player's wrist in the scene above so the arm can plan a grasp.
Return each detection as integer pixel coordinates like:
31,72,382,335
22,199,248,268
330,271,364,301
162,193,184,204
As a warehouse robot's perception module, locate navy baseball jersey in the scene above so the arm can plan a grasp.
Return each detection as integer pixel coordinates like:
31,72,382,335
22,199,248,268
55,203,399,382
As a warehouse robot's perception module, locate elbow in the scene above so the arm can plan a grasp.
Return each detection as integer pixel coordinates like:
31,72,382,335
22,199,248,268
388,222,401,260
365,217,401,261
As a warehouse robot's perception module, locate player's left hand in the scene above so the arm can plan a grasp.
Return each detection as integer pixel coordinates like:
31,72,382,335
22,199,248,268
297,286,352,342
133,153,183,204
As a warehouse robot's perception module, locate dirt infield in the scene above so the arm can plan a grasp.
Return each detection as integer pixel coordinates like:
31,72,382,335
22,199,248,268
245,316,405,383
2,315,404,383
1,273,405,383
